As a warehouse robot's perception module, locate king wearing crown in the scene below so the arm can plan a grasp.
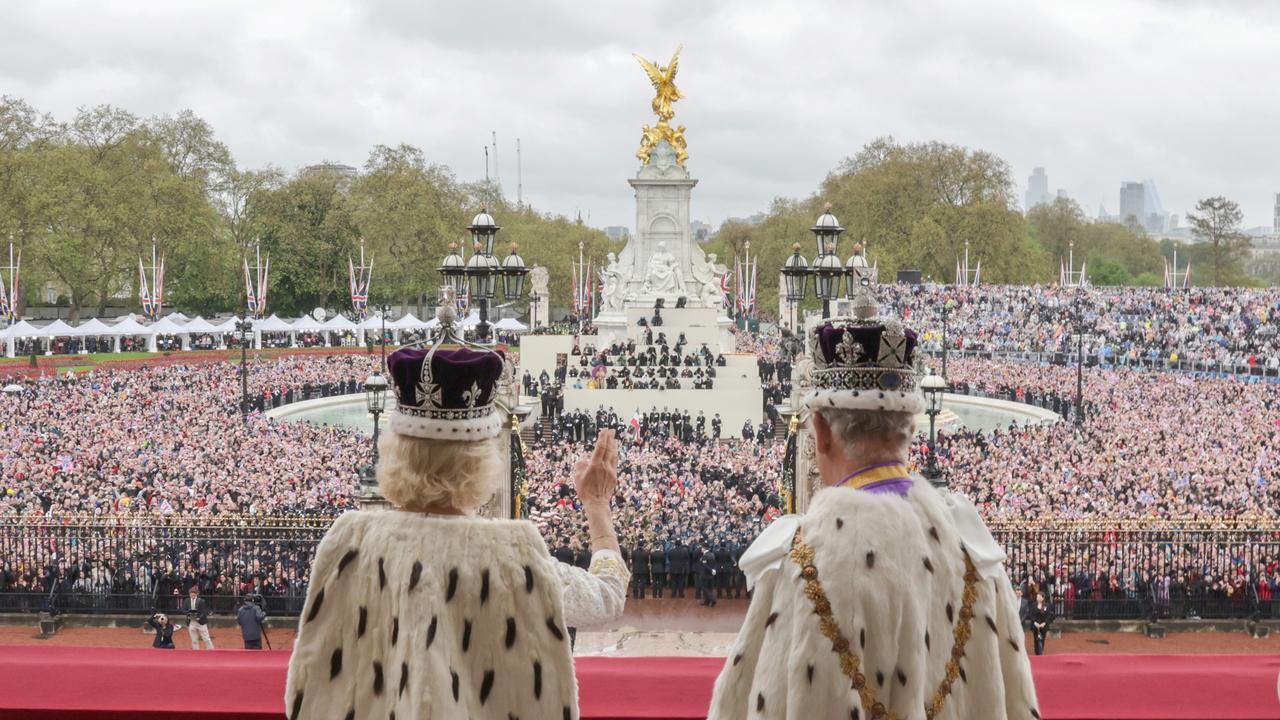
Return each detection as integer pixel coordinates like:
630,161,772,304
286,306,630,720
707,287,1040,719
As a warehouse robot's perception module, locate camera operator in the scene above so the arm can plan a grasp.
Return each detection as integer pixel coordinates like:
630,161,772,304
237,595,268,650
147,612,180,650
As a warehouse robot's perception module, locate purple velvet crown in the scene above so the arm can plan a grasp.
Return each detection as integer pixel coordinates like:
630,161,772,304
386,346,506,440
814,322,917,371
805,317,924,413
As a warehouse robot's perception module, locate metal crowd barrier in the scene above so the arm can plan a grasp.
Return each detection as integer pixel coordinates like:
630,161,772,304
3,518,1279,619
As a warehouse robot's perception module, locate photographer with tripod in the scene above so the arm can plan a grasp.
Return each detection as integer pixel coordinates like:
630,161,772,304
236,594,269,650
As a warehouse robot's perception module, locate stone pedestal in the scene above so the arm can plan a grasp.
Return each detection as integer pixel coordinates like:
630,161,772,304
530,291,550,330
597,139,733,348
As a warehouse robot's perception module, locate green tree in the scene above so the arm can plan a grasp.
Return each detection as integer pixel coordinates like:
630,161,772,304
1027,197,1086,270
1087,257,1132,286
1186,196,1251,286
248,167,359,316
19,106,217,318
351,144,464,315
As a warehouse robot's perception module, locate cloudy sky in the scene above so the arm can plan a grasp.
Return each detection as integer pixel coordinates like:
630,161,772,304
2,0,1278,231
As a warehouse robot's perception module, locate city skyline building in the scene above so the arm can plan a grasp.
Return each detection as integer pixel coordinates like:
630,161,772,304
1116,179,1173,233
1119,181,1145,226
603,226,631,243
1025,167,1051,211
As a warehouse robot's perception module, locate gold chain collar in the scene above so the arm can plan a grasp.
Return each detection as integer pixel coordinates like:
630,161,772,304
789,528,979,720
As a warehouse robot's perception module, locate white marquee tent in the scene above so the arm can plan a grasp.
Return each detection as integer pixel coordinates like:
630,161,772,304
323,315,357,332
3,306,524,357
257,315,295,333
390,313,429,330
212,317,240,334
74,318,114,336
494,318,528,331
111,317,151,336
183,317,222,334
148,316,188,336
38,319,78,337
2,320,41,338
288,315,324,333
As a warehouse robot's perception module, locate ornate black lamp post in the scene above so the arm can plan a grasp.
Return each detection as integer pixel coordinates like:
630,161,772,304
439,209,527,344
921,371,946,488
811,205,844,319
438,242,467,297
501,243,529,330
779,204,846,324
780,243,809,331
361,371,389,489
464,210,500,342
235,314,253,421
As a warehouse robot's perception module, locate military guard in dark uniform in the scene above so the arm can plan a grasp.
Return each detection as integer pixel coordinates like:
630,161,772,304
647,541,666,598
631,544,650,599
668,542,691,598
695,545,717,607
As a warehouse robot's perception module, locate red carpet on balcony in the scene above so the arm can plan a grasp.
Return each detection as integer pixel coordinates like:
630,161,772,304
0,647,1276,719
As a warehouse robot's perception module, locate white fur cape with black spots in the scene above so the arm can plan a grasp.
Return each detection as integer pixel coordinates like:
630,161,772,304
285,511,629,720
708,481,1041,720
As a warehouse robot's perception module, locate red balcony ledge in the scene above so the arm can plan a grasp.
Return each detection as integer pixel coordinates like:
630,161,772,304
0,647,1276,719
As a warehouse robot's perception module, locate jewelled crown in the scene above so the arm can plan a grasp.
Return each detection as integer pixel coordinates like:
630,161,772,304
386,345,506,440
804,288,924,415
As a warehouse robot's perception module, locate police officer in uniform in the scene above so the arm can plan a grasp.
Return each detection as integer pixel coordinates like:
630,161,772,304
630,544,649,600
695,545,717,607
667,542,691,598
647,542,666,599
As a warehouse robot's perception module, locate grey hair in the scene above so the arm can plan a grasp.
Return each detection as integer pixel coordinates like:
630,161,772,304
816,408,915,452
377,433,503,511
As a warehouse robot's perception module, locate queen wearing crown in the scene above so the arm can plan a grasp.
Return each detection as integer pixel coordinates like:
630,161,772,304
707,289,1039,719
285,328,629,720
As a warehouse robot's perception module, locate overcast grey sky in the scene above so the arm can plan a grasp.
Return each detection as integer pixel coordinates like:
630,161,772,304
2,0,1277,230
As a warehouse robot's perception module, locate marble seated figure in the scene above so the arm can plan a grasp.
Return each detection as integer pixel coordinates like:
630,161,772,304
642,241,687,297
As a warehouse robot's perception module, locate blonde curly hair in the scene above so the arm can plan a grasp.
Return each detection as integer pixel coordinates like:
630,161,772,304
376,432,503,511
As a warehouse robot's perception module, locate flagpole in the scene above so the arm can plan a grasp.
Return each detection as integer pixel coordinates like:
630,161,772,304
577,241,585,334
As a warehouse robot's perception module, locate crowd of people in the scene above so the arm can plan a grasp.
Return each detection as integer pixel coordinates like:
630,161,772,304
523,435,786,602
886,284,1280,371
0,355,375,612
3,281,1280,618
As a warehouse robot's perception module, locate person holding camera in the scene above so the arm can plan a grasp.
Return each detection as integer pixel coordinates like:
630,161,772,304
184,586,214,649
237,595,268,650
147,612,180,649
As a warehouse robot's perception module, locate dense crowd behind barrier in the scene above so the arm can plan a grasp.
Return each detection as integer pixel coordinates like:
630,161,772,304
885,284,1280,371
3,282,1280,618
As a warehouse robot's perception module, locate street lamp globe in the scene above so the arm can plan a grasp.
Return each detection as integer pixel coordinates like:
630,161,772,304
437,243,467,297
465,242,500,301
810,202,844,258
813,245,844,302
921,371,946,414
781,243,809,302
467,208,500,256
500,243,528,301
364,373,389,415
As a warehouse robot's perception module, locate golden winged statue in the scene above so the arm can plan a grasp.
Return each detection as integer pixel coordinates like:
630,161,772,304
634,45,683,122
633,45,689,167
